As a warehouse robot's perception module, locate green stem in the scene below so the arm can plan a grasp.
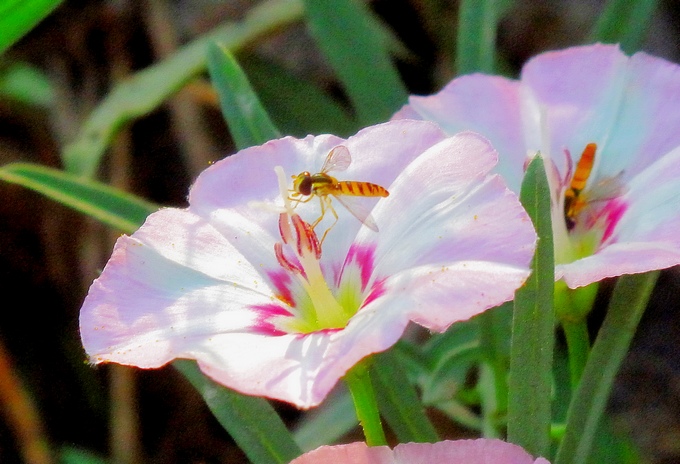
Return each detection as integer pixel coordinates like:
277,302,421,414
344,360,387,446
554,271,659,464
555,282,598,387
561,319,590,389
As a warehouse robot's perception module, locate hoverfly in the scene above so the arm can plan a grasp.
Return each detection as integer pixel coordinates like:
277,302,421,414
563,143,625,230
290,145,389,244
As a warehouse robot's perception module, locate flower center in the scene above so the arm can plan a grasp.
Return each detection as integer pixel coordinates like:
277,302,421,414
266,167,357,334
552,143,627,264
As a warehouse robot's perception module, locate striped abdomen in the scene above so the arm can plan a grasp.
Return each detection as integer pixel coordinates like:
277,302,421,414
335,181,389,197
564,143,596,229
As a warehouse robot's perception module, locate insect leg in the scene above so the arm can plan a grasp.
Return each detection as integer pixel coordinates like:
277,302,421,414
318,197,340,246
289,192,313,210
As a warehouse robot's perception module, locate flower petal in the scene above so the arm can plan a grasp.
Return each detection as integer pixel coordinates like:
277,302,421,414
394,75,526,190
559,145,680,287
393,439,551,464
290,442,393,464
356,132,535,329
290,439,551,464
520,44,629,165
80,208,283,367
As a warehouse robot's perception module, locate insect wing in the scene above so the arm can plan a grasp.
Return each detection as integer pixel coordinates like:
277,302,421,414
583,172,627,204
321,145,352,174
332,193,379,232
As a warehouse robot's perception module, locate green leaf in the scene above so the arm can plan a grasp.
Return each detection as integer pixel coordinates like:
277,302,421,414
456,0,501,74
174,360,302,464
0,62,54,106
589,0,659,54
0,162,156,234
240,54,357,137
60,447,107,464
293,390,357,451
554,271,659,464
372,349,439,443
63,0,303,177
421,324,481,405
0,0,63,55
507,155,554,458
207,44,280,150
302,0,408,125
343,360,387,446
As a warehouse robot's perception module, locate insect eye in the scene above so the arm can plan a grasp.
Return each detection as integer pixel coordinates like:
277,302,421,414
298,177,313,195
294,173,313,195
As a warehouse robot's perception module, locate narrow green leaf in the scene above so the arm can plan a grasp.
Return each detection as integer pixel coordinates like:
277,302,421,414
372,349,439,443
456,0,500,74
60,447,107,464
507,155,554,458
174,360,302,464
293,390,357,451
240,54,357,137
0,0,63,55
302,0,408,125
344,360,387,446
63,0,303,177
554,271,659,464
0,162,156,234
0,62,55,107
589,0,659,54
207,44,280,150
478,302,513,417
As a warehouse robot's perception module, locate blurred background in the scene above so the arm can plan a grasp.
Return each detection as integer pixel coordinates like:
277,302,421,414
1,0,680,462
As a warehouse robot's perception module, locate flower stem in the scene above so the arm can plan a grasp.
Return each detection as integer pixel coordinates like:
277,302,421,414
344,360,387,446
561,319,590,389
554,271,659,464
555,282,598,387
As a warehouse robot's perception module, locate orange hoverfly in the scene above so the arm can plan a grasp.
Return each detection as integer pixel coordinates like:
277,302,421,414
290,145,389,244
563,143,625,230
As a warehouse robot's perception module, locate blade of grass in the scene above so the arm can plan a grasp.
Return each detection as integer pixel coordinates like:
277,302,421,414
302,0,407,125
589,0,659,54
293,390,357,451
456,0,500,74
240,54,357,137
554,271,659,464
507,155,554,458
0,162,156,233
371,349,439,443
174,360,302,464
63,0,303,177
0,0,63,55
0,62,55,107
207,44,280,150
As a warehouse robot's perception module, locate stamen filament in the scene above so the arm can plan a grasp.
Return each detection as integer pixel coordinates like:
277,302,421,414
275,166,347,329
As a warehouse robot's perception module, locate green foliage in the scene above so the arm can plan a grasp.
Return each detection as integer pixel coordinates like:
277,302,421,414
62,0,303,177
240,54,357,137
302,0,407,125
507,155,555,458
0,62,54,106
60,447,107,464
555,272,659,464
0,0,63,55
174,360,302,464
372,349,439,443
0,163,156,233
293,390,357,451
207,44,281,150
590,0,659,53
